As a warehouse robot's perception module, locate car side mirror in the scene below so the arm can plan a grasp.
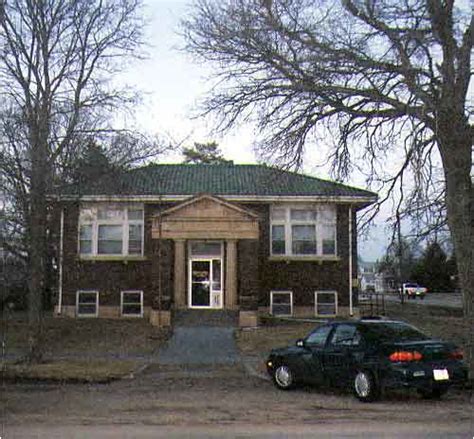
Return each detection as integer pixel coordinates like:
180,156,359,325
296,339,305,347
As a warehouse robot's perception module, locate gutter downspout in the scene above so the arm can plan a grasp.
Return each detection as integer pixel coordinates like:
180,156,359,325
57,208,64,315
348,206,353,317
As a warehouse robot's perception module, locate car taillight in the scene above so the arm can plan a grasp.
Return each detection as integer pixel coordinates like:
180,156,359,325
389,351,423,362
448,349,464,360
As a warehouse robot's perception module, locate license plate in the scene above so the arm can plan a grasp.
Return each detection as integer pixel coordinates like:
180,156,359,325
433,369,449,381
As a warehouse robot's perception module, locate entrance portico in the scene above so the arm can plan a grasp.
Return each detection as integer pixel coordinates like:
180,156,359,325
151,195,259,314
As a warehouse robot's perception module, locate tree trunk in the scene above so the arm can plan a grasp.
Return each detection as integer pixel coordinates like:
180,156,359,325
438,113,473,380
26,136,49,363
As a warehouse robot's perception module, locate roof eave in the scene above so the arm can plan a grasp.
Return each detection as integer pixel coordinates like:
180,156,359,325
56,193,378,206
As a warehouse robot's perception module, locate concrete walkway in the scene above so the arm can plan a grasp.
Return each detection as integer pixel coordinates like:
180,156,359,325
157,326,240,365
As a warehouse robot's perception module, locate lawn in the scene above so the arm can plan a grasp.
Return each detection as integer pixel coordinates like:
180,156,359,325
384,302,469,349
2,312,170,358
1,313,170,382
235,302,468,360
236,319,317,357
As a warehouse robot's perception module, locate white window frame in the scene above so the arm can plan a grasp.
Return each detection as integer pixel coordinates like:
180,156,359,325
270,204,337,257
270,290,293,316
120,290,144,317
314,290,338,317
76,290,99,317
78,204,144,257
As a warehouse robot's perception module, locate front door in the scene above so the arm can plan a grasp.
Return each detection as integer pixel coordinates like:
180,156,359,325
189,258,223,308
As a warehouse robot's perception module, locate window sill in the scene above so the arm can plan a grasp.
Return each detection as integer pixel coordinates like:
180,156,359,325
79,255,147,262
269,255,341,262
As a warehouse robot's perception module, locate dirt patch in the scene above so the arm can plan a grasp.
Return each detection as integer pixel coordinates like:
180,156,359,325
2,359,138,383
2,368,471,428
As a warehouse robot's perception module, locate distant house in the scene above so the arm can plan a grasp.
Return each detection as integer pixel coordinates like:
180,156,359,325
54,164,377,326
359,260,377,293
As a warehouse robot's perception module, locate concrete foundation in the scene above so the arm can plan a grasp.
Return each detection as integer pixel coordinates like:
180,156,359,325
239,311,258,328
149,309,172,327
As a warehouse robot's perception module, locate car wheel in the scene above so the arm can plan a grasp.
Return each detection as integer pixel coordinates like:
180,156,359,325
418,387,448,399
353,370,380,402
272,364,295,390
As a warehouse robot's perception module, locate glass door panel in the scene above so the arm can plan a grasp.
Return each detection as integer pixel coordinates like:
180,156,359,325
191,260,211,307
189,258,223,309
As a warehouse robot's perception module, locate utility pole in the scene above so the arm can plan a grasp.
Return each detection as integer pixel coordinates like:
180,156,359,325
397,212,404,306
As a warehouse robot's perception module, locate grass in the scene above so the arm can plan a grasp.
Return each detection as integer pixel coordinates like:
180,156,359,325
1,312,170,358
236,320,317,357
384,302,469,348
236,302,468,359
1,312,170,382
2,359,138,383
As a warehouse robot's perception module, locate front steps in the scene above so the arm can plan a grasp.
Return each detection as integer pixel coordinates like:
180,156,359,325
173,309,239,327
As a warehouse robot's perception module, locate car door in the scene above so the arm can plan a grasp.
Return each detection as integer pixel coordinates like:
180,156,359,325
322,323,362,386
300,325,333,385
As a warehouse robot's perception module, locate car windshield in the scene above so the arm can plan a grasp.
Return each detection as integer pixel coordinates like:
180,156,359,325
361,322,428,342
405,283,419,287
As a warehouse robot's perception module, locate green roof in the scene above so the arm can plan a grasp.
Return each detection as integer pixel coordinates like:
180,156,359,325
64,163,377,200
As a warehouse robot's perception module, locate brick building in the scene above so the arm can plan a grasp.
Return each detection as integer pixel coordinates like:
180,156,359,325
55,163,377,326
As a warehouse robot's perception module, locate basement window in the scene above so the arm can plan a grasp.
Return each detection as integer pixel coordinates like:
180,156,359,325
121,290,143,317
270,291,293,316
76,290,99,317
315,291,338,316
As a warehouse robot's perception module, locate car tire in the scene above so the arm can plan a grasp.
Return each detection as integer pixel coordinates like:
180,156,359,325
418,387,448,399
353,370,380,402
272,364,295,390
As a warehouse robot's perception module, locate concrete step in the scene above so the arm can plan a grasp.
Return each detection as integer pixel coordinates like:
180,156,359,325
173,309,238,327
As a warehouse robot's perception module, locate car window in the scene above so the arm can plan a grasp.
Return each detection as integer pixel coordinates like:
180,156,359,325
361,322,428,342
329,324,361,347
305,325,332,347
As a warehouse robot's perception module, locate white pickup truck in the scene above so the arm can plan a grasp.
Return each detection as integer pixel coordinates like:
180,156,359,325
399,283,428,300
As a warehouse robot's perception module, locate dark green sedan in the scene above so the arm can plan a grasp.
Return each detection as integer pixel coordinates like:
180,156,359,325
266,318,468,402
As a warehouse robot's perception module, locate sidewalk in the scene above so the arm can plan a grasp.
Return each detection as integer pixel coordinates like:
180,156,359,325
157,326,240,365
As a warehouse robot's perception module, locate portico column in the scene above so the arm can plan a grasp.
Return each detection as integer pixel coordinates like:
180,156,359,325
174,239,186,308
225,239,238,310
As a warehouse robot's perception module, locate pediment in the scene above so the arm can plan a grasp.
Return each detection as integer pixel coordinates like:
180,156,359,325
159,194,258,222
152,195,259,240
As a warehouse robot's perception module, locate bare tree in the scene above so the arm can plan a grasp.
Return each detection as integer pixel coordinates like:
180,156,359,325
182,0,473,375
0,0,147,362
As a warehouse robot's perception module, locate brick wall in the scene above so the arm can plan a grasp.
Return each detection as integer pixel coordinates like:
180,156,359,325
59,199,359,314
60,202,173,310
242,203,357,309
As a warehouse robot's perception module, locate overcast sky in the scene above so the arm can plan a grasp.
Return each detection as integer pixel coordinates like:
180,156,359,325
118,0,390,260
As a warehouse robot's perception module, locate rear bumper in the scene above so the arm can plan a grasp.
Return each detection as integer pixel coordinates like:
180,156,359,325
383,362,468,390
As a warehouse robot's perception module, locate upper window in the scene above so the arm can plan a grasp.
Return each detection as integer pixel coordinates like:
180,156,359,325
270,205,337,257
79,204,144,257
